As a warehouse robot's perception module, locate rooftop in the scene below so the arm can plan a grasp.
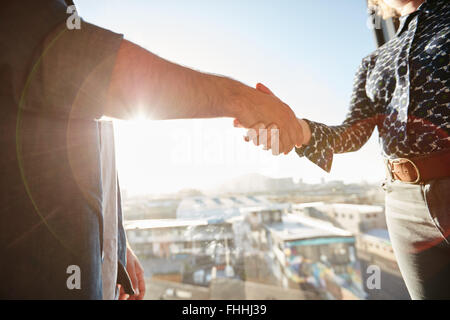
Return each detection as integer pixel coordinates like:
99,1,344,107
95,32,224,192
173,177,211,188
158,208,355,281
363,228,391,241
292,203,384,215
176,195,288,220
266,214,353,242
124,217,230,230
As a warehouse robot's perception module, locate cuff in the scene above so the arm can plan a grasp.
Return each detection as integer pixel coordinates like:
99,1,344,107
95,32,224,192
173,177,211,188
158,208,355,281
295,119,334,173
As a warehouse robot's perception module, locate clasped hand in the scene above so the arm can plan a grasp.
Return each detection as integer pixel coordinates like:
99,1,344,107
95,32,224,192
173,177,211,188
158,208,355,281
233,83,307,155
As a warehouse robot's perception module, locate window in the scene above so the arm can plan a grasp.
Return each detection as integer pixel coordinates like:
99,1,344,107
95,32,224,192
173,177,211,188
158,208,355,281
96,0,384,301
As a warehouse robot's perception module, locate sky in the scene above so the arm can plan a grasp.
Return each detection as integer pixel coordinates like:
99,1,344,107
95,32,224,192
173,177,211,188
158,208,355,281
75,0,386,195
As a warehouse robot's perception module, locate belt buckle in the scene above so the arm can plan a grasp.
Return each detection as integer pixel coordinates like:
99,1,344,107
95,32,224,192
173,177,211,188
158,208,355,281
389,158,421,184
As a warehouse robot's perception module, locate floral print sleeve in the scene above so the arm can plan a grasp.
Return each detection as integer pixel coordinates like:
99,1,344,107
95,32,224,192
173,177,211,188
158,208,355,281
295,58,379,172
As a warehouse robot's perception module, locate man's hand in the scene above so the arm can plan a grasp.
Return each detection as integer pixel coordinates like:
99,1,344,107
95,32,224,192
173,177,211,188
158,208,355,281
230,83,304,155
119,246,146,300
235,83,310,155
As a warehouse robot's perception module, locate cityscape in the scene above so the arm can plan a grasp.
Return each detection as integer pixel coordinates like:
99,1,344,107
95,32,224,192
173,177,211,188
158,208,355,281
122,175,410,300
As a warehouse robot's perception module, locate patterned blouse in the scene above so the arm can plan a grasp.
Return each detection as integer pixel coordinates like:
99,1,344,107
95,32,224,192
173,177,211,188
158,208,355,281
296,0,449,172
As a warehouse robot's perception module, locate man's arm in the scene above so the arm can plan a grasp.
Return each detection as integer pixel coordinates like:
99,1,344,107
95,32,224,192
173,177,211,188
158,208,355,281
106,40,304,154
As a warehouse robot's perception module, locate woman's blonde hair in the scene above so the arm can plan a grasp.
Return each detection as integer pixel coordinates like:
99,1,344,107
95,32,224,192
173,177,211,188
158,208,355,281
368,0,400,19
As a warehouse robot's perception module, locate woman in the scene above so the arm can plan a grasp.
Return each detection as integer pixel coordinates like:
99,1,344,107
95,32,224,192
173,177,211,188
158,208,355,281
242,0,449,299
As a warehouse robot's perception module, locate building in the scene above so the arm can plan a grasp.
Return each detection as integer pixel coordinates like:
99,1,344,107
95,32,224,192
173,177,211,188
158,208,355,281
176,195,288,220
264,214,367,300
292,202,409,299
293,203,386,233
127,197,407,300
125,218,237,286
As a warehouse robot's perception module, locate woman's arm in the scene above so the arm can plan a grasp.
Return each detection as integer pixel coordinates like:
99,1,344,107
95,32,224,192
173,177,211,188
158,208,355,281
245,57,379,171
295,57,379,172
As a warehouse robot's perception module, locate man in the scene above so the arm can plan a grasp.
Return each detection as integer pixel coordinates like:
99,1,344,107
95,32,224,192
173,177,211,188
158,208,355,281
0,0,302,299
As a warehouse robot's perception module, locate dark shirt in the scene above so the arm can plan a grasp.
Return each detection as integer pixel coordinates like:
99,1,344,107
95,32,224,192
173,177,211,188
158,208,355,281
296,0,449,172
0,0,126,299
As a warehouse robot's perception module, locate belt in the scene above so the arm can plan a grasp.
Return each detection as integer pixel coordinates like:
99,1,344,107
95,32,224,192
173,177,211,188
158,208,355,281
386,149,450,184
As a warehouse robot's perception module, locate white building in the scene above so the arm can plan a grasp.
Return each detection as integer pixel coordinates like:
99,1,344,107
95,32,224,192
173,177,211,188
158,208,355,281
293,203,386,233
176,195,288,220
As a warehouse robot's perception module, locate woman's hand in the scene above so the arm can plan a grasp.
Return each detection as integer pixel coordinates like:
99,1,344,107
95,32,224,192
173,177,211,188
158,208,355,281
230,82,304,155
234,83,311,155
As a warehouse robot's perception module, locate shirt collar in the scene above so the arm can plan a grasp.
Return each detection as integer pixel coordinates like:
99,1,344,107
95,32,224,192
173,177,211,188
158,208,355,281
395,0,439,37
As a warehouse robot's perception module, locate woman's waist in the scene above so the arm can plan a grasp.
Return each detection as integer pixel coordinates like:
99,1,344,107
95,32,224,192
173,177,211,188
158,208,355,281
382,148,450,185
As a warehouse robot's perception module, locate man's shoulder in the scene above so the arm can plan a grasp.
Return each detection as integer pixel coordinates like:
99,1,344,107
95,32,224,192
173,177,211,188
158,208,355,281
0,0,69,46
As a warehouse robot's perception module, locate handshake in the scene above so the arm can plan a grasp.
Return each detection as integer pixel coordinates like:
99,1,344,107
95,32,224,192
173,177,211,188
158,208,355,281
231,83,311,155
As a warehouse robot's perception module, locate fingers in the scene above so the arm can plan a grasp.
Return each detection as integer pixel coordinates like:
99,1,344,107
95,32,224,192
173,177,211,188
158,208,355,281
236,82,299,155
256,83,275,96
279,126,291,155
263,124,277,150
244,123,283,155
118,285,129,300
258,125,269,149
244,123,275,152
127,260,139,299
277,107,300,153
245,128,256,144
294,118,305,148
254,83,297,154
136,262,146,300
269,125,281,155
233,119,243,128
285,116,302,151
243,121,294,155
245,122,265,146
